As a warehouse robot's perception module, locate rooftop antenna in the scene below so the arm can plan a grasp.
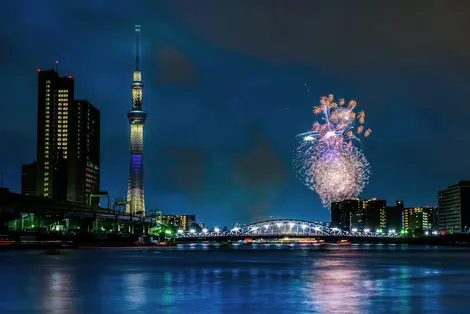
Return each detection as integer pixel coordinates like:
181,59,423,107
55,60,59,73
135,25,141,70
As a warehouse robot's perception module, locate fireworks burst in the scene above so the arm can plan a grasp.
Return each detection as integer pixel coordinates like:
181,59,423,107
294,94,371,207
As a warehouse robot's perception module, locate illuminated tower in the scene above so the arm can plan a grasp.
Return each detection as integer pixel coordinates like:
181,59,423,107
126,25,147,215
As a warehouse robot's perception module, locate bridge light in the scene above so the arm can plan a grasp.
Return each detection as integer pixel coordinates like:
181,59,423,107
177,230,183,233
302,225,307,230
331,228,339,231
432,230,438,235
352,228,358,232
232,227,240,232
289,223,295,228
276,223,282,228
313,227,321,231
202,228,208,233
376,229,381,233
214,227,220,232
389,229,395,234
264,225,269,230
364,228,370,233
424,231,429,235
190,229,196,233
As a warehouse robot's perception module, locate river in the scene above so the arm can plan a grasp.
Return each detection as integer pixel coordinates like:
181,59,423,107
1,245,469,313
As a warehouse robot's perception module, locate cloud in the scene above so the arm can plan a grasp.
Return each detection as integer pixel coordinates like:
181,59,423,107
233,124,287,220
162,0,470,74
154,45,197,84
166,147,207,199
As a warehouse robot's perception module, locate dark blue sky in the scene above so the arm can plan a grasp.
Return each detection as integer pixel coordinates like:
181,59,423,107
2,0,470,226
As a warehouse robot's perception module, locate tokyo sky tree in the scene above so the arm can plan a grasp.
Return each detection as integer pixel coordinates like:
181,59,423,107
126,25,147,215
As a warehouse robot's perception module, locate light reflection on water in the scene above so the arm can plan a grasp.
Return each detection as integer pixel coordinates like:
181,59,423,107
0,248,469,313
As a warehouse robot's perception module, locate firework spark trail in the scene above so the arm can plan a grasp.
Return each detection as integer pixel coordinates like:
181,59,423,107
294,94,371,207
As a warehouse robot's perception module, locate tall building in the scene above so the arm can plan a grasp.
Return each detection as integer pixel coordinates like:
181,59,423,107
331,199,361,230
21,162,37,195
352,198,387,231
156,215,196,231
426,206,439,230
126,25,147,215
36,67,74,199
385,200,404,231
403,207,429,231
438,181,470,233
67,100,100,204
35,65,100,204
364,198,387,230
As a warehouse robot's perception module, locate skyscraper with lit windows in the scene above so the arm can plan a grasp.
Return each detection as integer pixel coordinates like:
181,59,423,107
35,65,100,204
126,25,147,214
67,100,100,204
36,66,74,199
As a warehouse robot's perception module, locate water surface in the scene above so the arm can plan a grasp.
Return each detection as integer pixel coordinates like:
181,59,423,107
1,246,469,313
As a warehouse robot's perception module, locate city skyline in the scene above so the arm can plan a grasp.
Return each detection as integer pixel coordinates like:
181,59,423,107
2,1,470,226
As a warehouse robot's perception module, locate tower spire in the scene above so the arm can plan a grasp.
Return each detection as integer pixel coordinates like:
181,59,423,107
135,25,141,71
127,24,146,215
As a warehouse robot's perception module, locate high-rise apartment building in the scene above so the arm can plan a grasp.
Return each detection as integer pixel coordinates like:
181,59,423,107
438,181,470,233
35,66,100,204
403,207,429,231
351,198,387,231
385,200,404,231
67,100,100,204
156,215,196,231
331,199,361,230
36,68,74,199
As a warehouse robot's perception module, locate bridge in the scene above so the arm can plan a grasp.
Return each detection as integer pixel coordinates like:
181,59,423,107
0,188,156,233
175,219,401,240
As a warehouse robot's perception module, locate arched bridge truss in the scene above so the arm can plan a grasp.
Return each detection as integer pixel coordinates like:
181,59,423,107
175,219,400,239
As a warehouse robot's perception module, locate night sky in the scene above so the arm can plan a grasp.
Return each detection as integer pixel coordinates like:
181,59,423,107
2,0,470,226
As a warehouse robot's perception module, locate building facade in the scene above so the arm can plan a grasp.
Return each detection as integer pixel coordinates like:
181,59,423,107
35,66,100,205
403,207,429,231
438,181,470,233
157,215,196,231
331,199,361,230
385,200,404,231
126,25,147,215
351,198,387,231
21,162,37,196
66,100,100,204
36,68,74,199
